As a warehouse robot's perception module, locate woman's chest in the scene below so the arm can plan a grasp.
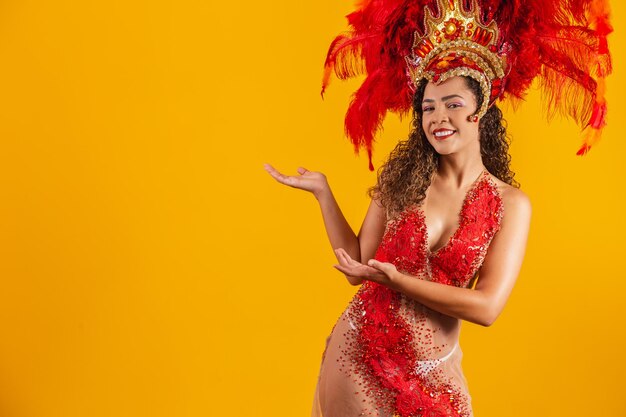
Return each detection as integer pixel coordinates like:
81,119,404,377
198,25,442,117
375,178,504,287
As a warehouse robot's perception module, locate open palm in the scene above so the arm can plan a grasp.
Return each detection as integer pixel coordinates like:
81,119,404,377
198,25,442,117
264,163,328,197
333,248,396,285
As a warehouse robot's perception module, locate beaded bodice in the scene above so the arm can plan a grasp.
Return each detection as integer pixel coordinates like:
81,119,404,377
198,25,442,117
376,169,504,287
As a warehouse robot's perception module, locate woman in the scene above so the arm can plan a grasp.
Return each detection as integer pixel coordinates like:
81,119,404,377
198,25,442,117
264,73,530,416
266,0,610,413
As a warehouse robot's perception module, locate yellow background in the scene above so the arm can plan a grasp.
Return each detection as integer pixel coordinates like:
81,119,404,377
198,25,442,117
0,1,623,416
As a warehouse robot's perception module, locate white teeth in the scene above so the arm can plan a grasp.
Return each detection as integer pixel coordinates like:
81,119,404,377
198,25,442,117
434,130,454,137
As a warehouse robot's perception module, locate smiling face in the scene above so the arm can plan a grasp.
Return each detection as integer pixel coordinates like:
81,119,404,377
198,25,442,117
420,76,481,155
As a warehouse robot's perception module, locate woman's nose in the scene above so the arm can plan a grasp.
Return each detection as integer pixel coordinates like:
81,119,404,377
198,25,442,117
431,107,449,124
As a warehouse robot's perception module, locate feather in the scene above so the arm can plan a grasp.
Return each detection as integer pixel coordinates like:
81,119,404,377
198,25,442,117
322,0,613,169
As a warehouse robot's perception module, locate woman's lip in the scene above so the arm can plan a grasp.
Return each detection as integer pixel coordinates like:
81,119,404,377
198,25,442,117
433,130,456,140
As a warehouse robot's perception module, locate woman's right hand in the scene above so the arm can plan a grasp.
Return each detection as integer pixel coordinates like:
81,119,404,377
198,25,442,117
264,163,330,199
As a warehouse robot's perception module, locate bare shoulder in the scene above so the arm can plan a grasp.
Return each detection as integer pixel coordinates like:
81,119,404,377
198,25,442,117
486,173,532,219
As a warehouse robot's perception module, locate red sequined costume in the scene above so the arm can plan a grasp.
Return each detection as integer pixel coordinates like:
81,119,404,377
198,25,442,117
312,169,503,417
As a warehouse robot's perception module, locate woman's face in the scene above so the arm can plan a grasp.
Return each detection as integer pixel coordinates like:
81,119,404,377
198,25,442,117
421,76,480,155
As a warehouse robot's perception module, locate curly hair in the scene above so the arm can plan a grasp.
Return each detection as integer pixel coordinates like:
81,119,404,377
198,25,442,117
367,76,519,220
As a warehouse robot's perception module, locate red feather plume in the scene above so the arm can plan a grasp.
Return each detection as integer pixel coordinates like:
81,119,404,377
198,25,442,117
322,0,613,170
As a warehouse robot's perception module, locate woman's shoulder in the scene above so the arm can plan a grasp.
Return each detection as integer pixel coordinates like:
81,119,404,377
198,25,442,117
485,173,532,216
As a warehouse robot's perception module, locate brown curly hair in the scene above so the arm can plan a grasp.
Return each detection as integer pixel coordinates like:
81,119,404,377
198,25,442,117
367,76,520,220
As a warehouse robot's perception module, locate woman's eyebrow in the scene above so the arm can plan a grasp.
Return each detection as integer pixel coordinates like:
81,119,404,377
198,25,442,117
422,94,465,103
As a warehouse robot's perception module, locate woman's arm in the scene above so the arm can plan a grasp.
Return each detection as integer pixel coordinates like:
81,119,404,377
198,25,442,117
387,188,532,326
316,190,387,285
314,187,360,265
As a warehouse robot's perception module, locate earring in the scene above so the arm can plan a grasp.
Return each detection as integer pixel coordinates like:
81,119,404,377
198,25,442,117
467,115,479,123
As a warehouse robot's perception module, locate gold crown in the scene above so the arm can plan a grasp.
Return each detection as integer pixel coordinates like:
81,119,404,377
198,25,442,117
405,0,507,117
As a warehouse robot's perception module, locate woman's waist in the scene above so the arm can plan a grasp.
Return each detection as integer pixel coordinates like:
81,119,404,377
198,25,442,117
343,291,462,339
398,295,461,329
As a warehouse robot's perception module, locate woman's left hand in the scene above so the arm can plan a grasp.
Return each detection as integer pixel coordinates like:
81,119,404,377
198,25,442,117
333,248,399,286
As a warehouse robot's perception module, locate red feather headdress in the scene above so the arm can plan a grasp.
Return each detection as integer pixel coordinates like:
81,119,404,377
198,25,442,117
321,0,613,171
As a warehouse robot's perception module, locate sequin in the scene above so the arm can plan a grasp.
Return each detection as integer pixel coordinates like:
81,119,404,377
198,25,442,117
312,171,504,417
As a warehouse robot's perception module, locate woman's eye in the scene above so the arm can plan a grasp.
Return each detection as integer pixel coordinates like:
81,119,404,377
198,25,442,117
448,103,462,109
422,107,433,112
